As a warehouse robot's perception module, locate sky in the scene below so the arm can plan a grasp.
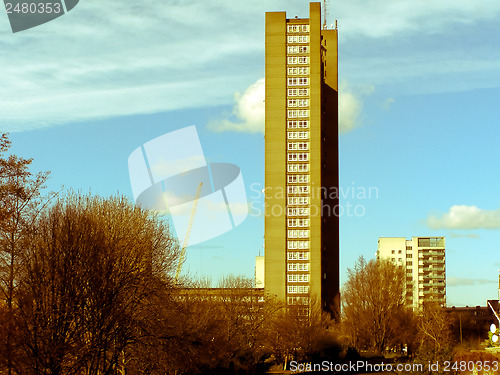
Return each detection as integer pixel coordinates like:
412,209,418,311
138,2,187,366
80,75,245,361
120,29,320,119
2,0,500,307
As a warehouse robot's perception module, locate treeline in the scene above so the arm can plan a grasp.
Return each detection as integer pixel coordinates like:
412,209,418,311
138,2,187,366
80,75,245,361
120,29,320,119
1,133,493,375
0,134,340,375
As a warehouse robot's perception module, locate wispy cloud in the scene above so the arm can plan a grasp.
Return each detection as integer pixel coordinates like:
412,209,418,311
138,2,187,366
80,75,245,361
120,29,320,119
448,232,481,239
427,205,500,230
207,78,265,134
447,276,495,287
3,0,500,132
0,0,268,132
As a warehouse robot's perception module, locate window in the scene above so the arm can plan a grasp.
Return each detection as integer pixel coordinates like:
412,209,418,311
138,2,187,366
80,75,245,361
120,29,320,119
298,77,309,86
298,152,309,161
298,142,309,150
288,263,310,272
287,78,297,86
298,131,309,139
287,142,298,151
287,186,297,194
288,285,298,293
298,88,309,96
298,46,309,54
288,274,310,283
287,153,298,162
287,251,309,261
287,45,299,54
287,110,298,118
297,99,309,107
297,175,309,183
298,35,309,43
297,274,309,282
287,56,298,64
288,175,298,183
298,285,309,293
297,185,309,194
288,229,310,238
287,99,297,107
288,197,310,206
287,207,297,216
297,164,309,172
288,240,310,249
298,56,309,64
287,163,309,172
287,35,298,43
288,88,297,96
287,67,298,75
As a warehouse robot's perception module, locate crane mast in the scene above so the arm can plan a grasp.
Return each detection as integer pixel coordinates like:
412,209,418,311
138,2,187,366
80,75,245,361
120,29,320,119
174,182,203,284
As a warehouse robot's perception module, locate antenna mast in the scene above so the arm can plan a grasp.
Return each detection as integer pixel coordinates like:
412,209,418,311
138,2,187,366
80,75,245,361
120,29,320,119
322,0,329,29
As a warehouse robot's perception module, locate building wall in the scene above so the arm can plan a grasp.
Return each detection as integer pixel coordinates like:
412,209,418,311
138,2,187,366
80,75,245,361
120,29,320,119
378,236,446,309
265,2,339,317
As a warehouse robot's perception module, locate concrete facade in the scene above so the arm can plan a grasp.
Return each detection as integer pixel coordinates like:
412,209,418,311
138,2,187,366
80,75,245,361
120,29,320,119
378,236,446,309
264,2,339,317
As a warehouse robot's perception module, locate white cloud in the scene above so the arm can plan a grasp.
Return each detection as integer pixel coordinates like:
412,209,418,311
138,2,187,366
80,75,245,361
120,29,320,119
339,83,374,134
447,277,495,287
207,78,265,134
427,205,500,230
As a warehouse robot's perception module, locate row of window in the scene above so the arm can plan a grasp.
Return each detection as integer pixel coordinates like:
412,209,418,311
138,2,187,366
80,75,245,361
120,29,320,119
288,67,310,75
287,163,309,173
287,77,309,86
287,296,309,305
288,196,310,205
287,35,309,43
287,185,309,194
287,218,310,227
288,262,310,271
288,131,309,140
287,152,309,162
288,110,309,118
288,285,310,294
288,142,309,151
288,98,309,107
287,274,310,283
288,56,309,65
288,88,309,97
288,175,309,184
287,207,309,217
287,24,310,33
288,120,309,129
288,229,310,238
288,240,310,249
288,251,309,260
287,45,309,54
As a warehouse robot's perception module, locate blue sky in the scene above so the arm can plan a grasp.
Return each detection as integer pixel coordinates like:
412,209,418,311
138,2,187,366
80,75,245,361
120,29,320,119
2,0,500,306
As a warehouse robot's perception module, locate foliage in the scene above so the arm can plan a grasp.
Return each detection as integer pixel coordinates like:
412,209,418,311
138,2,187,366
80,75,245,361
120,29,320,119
413,302,454,375
341,256,416,354
16,193,179,375
0,133,51,375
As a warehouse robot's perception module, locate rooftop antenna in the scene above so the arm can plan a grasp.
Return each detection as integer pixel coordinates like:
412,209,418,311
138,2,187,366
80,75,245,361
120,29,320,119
322,0,329,29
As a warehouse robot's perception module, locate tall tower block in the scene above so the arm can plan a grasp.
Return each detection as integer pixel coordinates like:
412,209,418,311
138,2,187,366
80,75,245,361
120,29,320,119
264,2,339,317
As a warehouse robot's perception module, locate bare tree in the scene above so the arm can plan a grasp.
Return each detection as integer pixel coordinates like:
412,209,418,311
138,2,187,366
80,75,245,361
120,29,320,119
413,302,454,375
341,256,416,354
0,133,50,375
16,193,179,375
